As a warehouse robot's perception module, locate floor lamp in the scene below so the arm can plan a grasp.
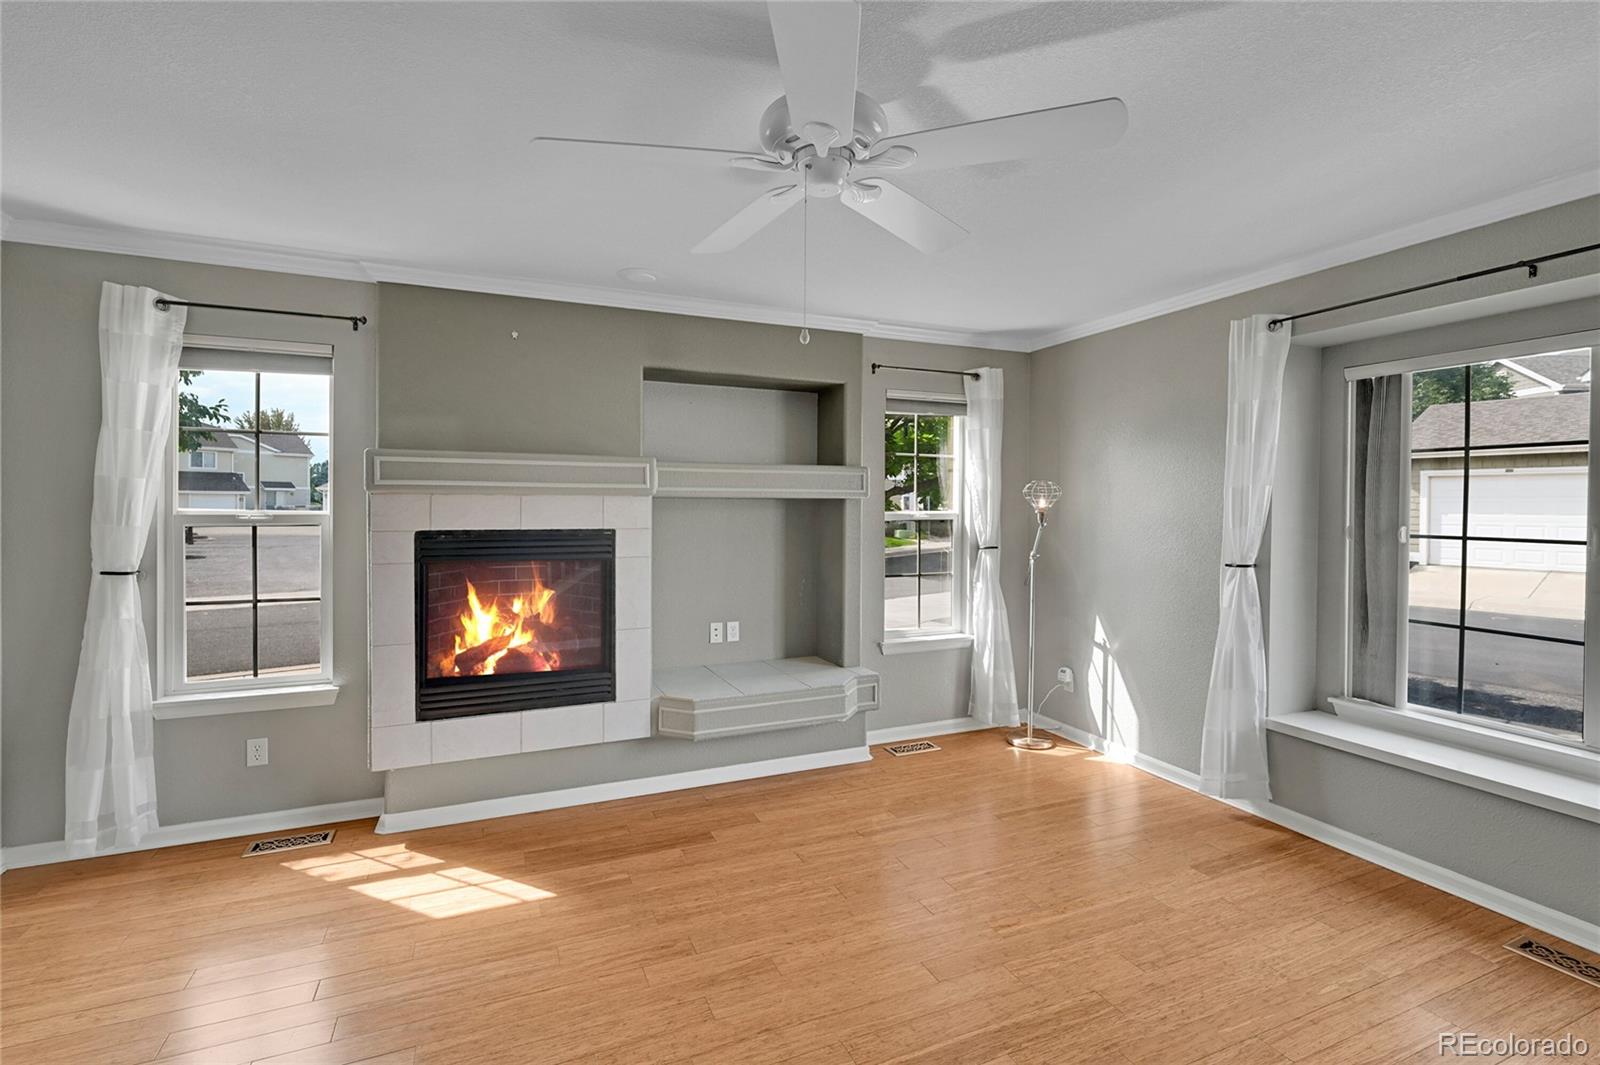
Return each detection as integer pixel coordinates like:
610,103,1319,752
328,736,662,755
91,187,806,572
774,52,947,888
1009,480,1061,751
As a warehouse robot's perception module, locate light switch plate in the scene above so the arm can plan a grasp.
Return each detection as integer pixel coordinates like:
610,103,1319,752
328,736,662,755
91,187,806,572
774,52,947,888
727,621,740,643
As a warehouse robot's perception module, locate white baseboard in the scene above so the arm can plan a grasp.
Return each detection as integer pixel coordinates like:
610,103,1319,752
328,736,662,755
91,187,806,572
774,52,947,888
866,716,996,746
375,746,873,834
1036,717,1600,951
0,797,385,872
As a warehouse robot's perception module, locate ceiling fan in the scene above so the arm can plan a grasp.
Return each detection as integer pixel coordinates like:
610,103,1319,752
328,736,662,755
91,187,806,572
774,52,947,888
531,2,1128,256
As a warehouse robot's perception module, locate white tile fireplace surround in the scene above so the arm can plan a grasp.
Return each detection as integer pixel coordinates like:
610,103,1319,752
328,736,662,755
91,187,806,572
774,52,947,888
366,459,654,770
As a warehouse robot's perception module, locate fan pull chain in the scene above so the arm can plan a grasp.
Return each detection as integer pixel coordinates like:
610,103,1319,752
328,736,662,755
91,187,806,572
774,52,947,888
799,184,810,345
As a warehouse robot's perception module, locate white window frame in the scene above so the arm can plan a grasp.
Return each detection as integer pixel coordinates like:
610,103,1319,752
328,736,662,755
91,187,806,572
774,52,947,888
883,393,968,642
157,334,335,707
1339,329,1600,755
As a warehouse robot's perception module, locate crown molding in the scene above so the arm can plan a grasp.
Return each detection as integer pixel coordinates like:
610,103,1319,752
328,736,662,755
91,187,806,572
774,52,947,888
1019,167,1600,352
6,167,1595,357
0,214,1026,352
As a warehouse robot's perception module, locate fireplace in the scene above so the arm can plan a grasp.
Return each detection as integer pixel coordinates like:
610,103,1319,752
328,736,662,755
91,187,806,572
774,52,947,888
414,529,616,720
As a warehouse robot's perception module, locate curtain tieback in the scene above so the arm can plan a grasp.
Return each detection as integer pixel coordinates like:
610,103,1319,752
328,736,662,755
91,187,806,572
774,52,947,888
978,545,999,551
1222,562,1256,569
98,570,140,576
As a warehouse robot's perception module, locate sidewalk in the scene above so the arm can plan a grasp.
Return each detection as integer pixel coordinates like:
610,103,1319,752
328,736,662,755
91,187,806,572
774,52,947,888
1408,565,1585,620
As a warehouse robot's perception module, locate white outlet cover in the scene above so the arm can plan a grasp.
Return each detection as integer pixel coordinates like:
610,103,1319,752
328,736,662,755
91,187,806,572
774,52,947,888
247,737,269,766
709,622,723,644
727,621,740,642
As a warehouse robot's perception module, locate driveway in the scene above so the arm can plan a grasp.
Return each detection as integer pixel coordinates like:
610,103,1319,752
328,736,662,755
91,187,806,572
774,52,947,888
1406,563,1583,737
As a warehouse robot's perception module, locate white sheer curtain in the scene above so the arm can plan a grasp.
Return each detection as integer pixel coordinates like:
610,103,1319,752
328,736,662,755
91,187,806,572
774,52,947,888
1199,315,1291,801
963,367,1020,725
64,283,187,856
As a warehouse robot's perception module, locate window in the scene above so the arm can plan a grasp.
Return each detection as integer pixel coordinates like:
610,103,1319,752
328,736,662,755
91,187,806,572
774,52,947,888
1346,334,1595,749
161,337,333,696
884,397,964,636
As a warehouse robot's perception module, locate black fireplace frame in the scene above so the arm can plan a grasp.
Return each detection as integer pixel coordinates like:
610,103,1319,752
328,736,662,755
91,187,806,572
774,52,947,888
414,529,616,721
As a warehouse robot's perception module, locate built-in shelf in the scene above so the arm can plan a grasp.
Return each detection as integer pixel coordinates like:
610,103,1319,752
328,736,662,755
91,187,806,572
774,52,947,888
368,449,655,495
655,657,879,740
655,462,869,499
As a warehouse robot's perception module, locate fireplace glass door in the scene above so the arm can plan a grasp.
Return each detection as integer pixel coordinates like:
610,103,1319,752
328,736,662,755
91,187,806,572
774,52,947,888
415,530,615,719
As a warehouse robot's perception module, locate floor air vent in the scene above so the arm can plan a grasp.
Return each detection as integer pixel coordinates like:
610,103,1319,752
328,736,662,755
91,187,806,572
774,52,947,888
1505,936,1600,988
883,740,941,756
242,829,335,857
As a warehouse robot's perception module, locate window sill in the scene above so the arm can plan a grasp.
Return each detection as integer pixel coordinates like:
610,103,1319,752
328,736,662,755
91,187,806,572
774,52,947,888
153,683,340,720
879,633,973,656
1267,701,1600,824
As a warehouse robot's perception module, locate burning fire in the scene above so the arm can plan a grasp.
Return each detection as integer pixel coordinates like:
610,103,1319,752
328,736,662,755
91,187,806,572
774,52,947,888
439,577,561,677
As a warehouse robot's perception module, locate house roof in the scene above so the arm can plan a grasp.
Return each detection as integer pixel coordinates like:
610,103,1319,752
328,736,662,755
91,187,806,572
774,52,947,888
1500,351,1591,391
178,470,250,493
190,429,314,456
1411,392,1590,450
262,480,296,489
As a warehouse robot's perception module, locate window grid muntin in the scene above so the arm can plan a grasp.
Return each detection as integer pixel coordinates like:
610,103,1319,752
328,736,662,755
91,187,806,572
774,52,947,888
1407,361,1588,732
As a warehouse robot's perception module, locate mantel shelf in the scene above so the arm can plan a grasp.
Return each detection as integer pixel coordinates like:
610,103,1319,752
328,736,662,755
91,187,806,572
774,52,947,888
655,461,869,499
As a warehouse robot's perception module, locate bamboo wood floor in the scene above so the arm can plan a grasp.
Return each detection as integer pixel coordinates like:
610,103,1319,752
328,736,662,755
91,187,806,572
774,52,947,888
1,730,1594,1065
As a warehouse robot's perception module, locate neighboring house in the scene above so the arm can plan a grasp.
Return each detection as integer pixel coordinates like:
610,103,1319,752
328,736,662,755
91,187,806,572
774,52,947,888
1495,349,1590,396
177,431,315,510
1410,389,1588,572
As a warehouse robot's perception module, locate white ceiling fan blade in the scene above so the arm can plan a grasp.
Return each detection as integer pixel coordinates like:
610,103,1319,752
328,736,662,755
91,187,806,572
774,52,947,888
767,2,860,151
692,184,804,254
865,97,1128,173
842,180,968,255
531,136,759,172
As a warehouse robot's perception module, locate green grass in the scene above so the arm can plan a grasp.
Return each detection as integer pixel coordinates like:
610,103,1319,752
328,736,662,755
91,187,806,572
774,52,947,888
884,537,916,548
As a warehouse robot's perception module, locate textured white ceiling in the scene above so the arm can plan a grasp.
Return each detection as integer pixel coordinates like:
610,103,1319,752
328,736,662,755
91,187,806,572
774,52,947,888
3,2,1597,346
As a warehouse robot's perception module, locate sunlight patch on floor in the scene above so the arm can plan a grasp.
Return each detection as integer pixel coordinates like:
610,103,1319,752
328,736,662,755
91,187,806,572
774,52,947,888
282,844,555,917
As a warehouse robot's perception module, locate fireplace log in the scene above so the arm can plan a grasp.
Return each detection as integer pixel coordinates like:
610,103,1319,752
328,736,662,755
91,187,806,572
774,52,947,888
452,633,514,674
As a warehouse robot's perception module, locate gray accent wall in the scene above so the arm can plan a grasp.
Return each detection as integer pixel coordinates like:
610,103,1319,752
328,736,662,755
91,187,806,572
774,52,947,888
1,242,382,848
1029,196,1600,921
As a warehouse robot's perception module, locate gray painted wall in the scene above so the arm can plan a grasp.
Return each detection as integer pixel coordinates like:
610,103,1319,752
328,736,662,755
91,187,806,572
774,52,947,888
1,242,382,847
859,339,1032,731
1029,196,1600,921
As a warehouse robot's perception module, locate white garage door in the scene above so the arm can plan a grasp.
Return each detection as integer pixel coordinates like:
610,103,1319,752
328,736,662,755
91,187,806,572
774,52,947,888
1424,469,1587,571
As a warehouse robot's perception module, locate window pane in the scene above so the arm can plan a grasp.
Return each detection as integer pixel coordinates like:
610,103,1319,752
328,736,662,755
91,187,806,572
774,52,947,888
1461,630,1582,739
884,451,913,512
183,526,252,602
919,520,954,575
257,601,322,676
884,575,919,631
257,372,330,434
918,573,954,630
1463,552,1585,642
914,456,956,510
258,526,321,600
919,415,953,456
178,369,253,429
186,604,253,681
1410,367,1467,451
1406,620,1459,712
1467,358,1588,451
256,433,325,511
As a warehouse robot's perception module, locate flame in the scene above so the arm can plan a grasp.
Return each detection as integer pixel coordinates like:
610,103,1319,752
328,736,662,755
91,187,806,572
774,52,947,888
438,576,561,677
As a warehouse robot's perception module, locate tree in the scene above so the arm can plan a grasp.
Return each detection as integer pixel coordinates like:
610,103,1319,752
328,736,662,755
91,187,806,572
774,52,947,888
178,369,229,453
884,413,955,514
309,459,329,507
1412,365,1516,419
236,407,302,431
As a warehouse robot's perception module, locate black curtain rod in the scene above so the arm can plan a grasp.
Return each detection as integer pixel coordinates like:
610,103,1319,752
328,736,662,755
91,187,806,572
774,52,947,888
1267,242,1600,332
153,298,368,331
870,362,980,380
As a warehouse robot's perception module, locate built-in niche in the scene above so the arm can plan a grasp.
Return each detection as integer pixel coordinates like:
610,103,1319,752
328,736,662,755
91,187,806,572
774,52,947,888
641,370,872,739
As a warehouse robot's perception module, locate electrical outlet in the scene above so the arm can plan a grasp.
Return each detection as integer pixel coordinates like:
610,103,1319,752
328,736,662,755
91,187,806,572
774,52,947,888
709,622,724,644
246,737,269,767
1057,666,1074,692
726,621,740,643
